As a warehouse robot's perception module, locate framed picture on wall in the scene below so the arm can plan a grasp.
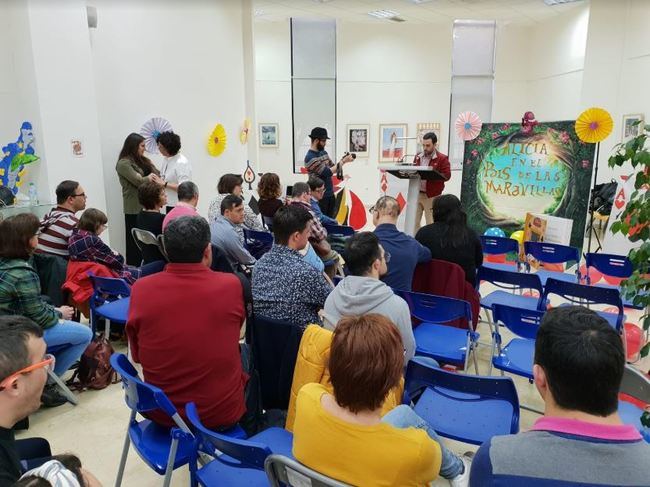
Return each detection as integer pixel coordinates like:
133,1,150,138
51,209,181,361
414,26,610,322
415,123,441,154
259,123,279,148
379,124,407,163
622,114,644,142
346,124,369,157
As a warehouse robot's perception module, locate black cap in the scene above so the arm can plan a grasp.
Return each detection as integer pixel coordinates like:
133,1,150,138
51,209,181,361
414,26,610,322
309,127,330,140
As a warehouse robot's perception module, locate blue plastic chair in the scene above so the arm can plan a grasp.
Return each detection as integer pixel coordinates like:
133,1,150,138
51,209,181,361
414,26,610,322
186,402,294,486
404,357,520,445
265,454,352,487
524,241,580,286
262,215,274,232
323,222,355,238
88,273,131,336
110,353,195,487
585,252,645,310
490,304,544,380
477,266,545,334
541,278,625,332
397,290,479,373
243,229,274,260
618,365,650,443
480,236,521,273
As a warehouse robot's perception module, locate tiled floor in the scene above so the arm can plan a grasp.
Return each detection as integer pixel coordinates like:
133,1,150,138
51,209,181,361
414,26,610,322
17,307,649,486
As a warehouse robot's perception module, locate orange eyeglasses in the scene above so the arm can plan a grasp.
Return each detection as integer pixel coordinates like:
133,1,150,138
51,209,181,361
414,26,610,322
0,354,55,391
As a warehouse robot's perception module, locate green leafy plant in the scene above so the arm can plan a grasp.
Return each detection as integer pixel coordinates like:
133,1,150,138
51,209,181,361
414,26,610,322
608,122,650,358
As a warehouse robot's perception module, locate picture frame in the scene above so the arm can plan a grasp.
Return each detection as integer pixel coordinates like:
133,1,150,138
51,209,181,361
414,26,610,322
346,124,370,158
622,114,644,143
416,123,441,154
379,124,408,163
259,123,279,148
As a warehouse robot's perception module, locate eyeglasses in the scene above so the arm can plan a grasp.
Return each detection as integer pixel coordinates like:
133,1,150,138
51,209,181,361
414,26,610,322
72,193,86,198
0,354,55,391
314,187,325,193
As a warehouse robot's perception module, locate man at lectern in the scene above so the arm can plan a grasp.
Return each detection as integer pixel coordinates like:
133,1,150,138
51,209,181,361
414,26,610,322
413,132,451,231
304,127,354,218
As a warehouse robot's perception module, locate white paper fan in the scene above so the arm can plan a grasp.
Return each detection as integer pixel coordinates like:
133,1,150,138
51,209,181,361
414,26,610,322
455,111,482,141
140,117,173,154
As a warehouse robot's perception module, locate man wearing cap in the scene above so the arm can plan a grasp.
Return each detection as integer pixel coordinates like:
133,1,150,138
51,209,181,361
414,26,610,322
304,127,354,218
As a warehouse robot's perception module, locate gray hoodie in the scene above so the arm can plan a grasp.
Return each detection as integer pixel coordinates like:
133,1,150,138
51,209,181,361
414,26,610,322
323,275,415,363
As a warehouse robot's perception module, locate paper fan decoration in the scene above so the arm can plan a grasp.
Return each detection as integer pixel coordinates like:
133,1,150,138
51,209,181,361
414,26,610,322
240,118,251,144
455,111,482,141
207,124,227,157
140,117,173,154
575,107,613,143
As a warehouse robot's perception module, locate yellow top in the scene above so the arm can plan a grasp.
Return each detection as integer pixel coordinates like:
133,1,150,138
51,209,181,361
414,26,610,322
292,383,441,487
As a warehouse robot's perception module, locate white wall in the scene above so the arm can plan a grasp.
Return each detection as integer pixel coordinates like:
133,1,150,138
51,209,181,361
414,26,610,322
91,0,252,253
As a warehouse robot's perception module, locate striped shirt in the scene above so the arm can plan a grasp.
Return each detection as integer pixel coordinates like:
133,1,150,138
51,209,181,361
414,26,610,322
470,416,650,486
36,206,79,257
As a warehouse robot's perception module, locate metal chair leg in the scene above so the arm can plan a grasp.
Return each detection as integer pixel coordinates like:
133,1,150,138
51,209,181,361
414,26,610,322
162,437,178,487
105,319,111,338
115,427,131,487
47,369,78,405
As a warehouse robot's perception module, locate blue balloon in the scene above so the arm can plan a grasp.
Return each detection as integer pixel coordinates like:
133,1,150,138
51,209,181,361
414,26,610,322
484,227,506,237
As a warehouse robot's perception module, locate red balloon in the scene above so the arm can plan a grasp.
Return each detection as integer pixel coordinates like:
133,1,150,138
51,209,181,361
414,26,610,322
624,323,643,359
486,254,507,264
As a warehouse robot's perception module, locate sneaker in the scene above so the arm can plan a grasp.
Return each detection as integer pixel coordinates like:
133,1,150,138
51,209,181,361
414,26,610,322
449,452,474,487
40,383,68,408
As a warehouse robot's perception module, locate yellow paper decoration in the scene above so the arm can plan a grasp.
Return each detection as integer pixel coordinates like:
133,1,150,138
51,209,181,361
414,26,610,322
240,118,251,144
575,107,613,143
207,124,227,157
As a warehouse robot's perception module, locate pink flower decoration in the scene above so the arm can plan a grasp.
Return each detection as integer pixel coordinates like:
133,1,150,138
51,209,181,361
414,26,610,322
582,160,590,168
455,111,482,141
471,149,479,157
477,137,485,145
492,133,499,140
501,123,510,131
560,131,570,144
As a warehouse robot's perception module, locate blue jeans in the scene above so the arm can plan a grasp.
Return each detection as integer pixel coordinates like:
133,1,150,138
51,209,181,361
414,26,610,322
382,405,464,479
43,320,93,376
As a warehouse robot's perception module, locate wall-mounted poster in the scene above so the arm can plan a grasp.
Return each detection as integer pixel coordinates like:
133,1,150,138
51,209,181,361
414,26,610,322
460,120,595,251
71,139,84,157
259,123,279,148
416,122,441,154
379,124,407,163
622,113,644,143
346,124,369,157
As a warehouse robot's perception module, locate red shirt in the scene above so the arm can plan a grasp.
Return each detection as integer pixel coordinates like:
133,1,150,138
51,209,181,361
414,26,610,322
126,263,247,429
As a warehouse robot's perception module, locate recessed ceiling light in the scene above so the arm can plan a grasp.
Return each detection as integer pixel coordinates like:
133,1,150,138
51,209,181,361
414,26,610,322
368,9,400,19
543,0,582,5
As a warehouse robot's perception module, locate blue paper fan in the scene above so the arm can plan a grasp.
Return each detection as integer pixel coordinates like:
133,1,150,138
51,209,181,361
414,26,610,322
140,117,173,154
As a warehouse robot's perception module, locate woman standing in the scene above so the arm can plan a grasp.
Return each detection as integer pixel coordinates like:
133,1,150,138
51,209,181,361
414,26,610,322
0,213,92,406
156,131,191,212
415,194,483,286
115,133,163,265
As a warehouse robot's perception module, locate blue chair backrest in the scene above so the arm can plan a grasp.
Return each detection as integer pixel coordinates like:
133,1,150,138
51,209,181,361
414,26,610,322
524,241,579,267
262,215,274,231
405,358,520,434
88,272,131,298
323,223,355,237
186,402,271,469
477,266,544,296
243,229,274,259
480,236,519,256
396,290,472,326
492,304,543,340
542,278,624,330
110,353,179,419
585,252,633,280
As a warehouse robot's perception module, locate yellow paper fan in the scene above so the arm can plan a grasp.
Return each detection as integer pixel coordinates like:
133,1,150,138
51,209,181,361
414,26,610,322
240,118,251,144
207,124,227,157
575,107,613,144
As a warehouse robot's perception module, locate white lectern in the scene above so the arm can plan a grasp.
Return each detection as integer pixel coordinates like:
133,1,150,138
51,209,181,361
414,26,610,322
381,165,448,236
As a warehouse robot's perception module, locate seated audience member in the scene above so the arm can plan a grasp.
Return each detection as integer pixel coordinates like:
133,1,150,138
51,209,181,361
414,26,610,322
135,181,166,264
307,176,338,226
289,182,338,264
156,131,191,211
36,181,87,258
210,195,256,270
126,216,252,432
415,194,482,286
69,209,140,284
0,317,100,486
323,232,415,363
0,215,92,407
252,205,332,328
257,172,284,220
16,454,101,487
207,174,263,238
162,181,199,230
293,314,470,487
373,196,431,291
470,306,650,487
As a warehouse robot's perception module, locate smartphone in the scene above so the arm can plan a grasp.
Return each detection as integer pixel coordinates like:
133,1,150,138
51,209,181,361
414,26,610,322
285,185,293,198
